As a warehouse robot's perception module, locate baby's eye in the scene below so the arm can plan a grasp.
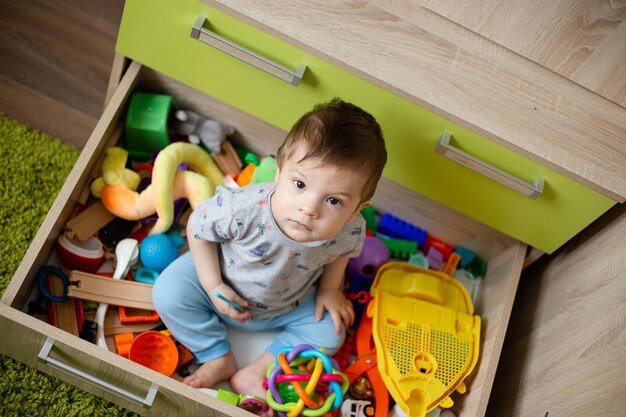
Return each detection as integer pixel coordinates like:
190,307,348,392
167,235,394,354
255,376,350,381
327,197,343,206
293,180,306,189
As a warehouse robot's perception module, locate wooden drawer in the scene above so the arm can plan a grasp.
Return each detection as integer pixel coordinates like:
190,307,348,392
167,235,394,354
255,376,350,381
1,62,525,417
114,0,614,254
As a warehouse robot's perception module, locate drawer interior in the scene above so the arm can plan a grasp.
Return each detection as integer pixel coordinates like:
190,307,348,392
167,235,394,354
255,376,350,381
2,64,525,417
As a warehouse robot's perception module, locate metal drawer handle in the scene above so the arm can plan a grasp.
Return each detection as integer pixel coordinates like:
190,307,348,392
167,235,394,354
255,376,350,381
38,337,159,407
191,15,306,86
435,132,544,199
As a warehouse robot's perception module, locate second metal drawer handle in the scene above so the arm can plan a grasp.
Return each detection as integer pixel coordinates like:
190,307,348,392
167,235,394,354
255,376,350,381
38,337,159,407
191,15,306,86
435,132,544,199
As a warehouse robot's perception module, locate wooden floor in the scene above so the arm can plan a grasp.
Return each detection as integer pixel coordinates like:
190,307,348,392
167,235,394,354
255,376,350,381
0,0,124,148
1,2,625,416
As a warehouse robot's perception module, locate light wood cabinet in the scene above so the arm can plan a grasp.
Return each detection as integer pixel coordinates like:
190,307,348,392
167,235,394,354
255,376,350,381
1,1,624,416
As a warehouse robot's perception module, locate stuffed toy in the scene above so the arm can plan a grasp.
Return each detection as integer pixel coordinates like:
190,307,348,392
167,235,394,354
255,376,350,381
98,142,224,234
90,147,141,198
172,109,235,154
251,156,278,184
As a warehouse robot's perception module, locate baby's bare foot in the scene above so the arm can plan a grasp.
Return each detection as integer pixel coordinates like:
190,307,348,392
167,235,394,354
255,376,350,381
230,352,275,417
183,352,237,388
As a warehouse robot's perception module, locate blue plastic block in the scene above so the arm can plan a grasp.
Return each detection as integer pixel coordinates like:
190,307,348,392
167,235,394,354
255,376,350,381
376,213,427,246
454,247,477,269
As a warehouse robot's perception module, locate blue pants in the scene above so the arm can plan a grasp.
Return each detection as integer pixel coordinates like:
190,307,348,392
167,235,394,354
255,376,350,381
152,252,345,363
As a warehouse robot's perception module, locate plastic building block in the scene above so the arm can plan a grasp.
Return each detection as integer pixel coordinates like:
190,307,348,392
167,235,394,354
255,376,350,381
114,332,135,358
243,152,260,166
125,93,173,160
426,246,444,270
408,252,429,269
425,235,454,261
360,205,377,234
465,256,488,279
379,237,418,260
442,252,461,276
453,247,476,269
377,213,427,247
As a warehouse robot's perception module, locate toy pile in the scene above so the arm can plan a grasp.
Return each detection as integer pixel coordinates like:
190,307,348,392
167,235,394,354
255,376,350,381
32,91,487,417
32,92,276,379
335,207,487,417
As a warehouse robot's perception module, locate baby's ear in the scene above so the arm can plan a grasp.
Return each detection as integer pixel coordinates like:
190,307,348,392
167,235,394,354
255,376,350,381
349,201,371,221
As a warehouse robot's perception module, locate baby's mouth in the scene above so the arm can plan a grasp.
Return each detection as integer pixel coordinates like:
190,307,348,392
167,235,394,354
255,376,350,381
290,219,312,231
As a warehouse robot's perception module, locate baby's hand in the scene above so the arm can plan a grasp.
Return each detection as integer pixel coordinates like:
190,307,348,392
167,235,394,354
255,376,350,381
209,283,251,323
315,287,355,334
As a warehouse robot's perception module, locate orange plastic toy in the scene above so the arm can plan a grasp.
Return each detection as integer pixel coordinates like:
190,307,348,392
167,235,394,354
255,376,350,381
343,311,389,417
128,331,179,376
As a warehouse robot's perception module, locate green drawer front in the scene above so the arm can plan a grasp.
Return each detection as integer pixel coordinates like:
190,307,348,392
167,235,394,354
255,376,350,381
116,0,614,253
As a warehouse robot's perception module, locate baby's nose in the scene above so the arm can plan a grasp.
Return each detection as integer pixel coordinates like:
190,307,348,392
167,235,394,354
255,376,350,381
299,200,320,218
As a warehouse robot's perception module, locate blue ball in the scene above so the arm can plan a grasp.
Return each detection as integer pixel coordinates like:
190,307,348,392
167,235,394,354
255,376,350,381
139,234,178,272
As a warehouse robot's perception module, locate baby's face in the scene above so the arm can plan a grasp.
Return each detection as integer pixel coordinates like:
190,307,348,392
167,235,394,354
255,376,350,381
271,149,368,243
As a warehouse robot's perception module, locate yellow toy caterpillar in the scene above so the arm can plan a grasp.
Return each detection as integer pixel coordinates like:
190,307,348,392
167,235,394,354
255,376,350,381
93,142,223,234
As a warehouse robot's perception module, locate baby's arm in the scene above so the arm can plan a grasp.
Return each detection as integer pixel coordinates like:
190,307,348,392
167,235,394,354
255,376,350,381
186,220,250,321
315,256,355,333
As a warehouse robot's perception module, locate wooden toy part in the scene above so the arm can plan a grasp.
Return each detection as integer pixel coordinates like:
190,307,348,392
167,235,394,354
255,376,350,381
48,272,80,336
66,201,116,242
212,140,242,176
68,271,155,310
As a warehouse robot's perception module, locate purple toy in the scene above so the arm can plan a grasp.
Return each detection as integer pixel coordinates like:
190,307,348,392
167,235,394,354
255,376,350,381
347,236,390,278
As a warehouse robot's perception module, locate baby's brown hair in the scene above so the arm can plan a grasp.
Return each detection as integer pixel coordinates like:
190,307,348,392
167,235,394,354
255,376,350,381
276,98,387,204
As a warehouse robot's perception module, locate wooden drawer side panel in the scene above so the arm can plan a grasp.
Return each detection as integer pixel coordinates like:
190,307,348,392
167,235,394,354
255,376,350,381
1,62,142,310
0,304,251,417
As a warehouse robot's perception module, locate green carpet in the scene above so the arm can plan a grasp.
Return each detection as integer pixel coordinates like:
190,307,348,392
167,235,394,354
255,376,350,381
0,114,137,416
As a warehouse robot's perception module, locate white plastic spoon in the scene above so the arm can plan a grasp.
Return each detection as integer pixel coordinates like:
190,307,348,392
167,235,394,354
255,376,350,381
95,238,139,349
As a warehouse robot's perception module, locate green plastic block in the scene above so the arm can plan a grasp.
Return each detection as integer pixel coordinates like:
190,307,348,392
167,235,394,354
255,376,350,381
360,205,377,234
380,237,418,260
125,93,173,160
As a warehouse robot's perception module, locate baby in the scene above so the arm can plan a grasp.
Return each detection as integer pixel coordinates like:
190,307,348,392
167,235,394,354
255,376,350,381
153,98,387,412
